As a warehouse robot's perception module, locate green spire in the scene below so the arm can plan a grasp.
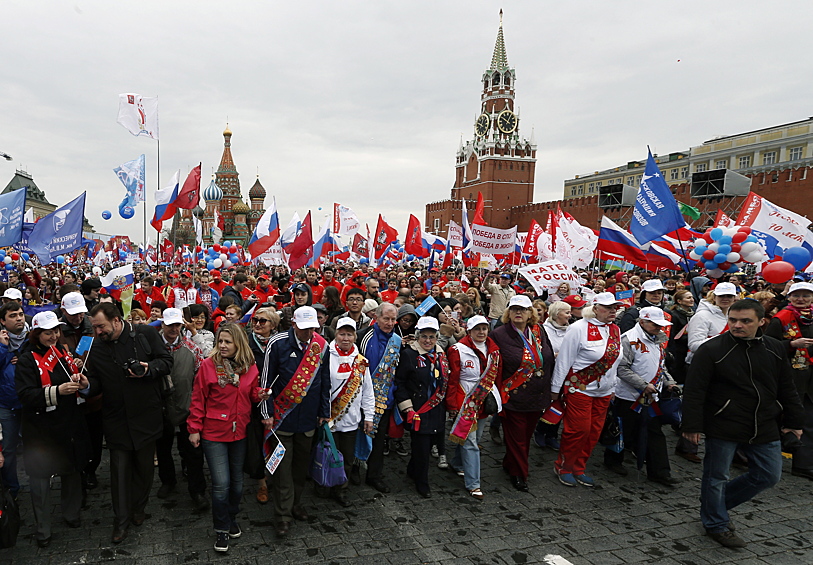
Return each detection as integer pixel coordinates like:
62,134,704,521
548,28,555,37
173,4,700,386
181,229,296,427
490,10,509,71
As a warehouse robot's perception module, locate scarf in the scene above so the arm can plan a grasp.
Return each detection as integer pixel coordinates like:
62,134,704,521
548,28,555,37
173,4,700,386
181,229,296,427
786,303,813,326
547,319,569,331
673,304,695,318
8,324,29,351
215,358,241,388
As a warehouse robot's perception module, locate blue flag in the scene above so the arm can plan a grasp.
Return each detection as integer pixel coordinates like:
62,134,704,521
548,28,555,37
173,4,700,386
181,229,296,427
114,154,145,220
13,222,36,255
630,150,685,245
0,188,26,248
28,192,86,265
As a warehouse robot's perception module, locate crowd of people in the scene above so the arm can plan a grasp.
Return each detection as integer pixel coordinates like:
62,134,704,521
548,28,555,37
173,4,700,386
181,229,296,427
0,259,807,551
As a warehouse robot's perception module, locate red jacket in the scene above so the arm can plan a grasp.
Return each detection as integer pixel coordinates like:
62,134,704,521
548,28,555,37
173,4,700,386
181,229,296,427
187,358,261,442
380,289,399,304
135,287,165,310
446,335,501,416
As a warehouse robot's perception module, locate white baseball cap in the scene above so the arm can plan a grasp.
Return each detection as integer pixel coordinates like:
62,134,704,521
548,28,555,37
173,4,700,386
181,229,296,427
788,282,813,295
507,295,533,309
593,292,624,306
160,308,184,325
61,292,88,315
713,282,738,296
467,315,489,330
32,310,66,330
292,306,319,329
2,288,22,301
641,279,665,293
416,316,439,331
336,317,357,331
639,306,672,327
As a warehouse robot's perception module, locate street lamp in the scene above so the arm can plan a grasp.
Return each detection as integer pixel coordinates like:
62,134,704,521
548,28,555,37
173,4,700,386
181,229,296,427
0,152,11,161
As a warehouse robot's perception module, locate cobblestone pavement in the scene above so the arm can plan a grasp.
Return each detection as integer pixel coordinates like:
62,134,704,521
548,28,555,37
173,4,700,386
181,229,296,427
1,430,812,565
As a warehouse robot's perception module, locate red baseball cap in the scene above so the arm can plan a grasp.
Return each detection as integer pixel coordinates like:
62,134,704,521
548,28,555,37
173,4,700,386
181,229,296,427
180,271,192,278
562,294,587,308
210,270,221,277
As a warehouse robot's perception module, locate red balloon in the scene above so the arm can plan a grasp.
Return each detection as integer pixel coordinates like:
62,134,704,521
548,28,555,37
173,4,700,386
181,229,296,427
731,243,741,253
737,226,751,234
213,245,221,252
762,260,796,284
195,246,202,253
719,262,732,270
10,253,19,261
702,249,716,260
732,232,747,243
229,245,238,253
702,233,714,244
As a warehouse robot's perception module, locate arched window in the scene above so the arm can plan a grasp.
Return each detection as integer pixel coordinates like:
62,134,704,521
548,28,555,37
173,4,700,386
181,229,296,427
493,72,501,86
504,73,511,87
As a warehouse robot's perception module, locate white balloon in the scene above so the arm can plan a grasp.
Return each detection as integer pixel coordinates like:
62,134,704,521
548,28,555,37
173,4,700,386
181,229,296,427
689,250,702,260
744,251,763,263
707,268,724,278
219,253,227,262
213,258,223,268
708,242,720,252
693,239,705,248
740,242,759,254
726,252,740,263
723,227,738,237
2,257,11,265
224,260,233,268
92,266,102,275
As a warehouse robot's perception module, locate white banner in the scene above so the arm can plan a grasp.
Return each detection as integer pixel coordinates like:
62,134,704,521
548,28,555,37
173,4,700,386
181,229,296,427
469,224,517,254
559,214,597,269
518,261,583,294
448,220,463,248
333,203,360,237
117,94,159,139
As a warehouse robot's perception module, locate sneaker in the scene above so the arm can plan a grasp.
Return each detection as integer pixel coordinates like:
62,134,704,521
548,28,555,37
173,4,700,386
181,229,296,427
544,436,561,451
228,522,242,538
383,439,390,456
707,530,747,548
437,455,449,469
574,473,595,487
393,439,408,456
214,531,229,552
557,473,577,487
431,444,439,458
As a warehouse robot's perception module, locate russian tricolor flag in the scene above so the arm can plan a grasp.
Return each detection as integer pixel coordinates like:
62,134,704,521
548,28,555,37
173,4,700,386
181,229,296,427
248,197,281,257
308,216,332,267
596,216,648,264
150,171,180,232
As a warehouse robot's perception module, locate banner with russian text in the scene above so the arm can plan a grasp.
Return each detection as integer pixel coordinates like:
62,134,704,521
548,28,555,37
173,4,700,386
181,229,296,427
469,224,517,254
518,260,584,295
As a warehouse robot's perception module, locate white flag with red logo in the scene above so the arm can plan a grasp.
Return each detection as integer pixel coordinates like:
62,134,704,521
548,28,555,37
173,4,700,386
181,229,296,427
117,94,159,139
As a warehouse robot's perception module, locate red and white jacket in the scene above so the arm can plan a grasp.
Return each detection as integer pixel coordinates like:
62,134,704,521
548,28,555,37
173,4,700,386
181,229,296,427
166,283,201,309
446,335,502,417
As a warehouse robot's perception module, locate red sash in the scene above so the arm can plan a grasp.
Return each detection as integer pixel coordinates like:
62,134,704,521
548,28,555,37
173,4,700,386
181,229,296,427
562,323,621,394
271,333,327,431
449,348,500,444
500,326,544,403
405,351,449,432
32,346,77,387
774,308,811,369
330,354,367,424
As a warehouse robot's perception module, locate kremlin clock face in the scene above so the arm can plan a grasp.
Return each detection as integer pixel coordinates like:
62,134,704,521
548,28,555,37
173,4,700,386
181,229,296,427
475,113,490,137
497,110,517,134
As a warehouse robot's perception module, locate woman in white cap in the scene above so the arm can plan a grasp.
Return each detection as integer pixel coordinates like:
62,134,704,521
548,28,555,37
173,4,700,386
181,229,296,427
395,316,449,498
764,281,813,480
15,311,90,547
446,315,502,499
551,292,623,488
490,294,555,492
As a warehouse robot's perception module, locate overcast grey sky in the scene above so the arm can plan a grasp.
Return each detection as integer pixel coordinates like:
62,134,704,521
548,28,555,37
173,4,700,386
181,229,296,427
3,1,813,245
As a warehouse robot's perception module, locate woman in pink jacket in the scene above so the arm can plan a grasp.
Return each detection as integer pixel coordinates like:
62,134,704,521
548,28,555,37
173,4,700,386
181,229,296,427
188,323,268,553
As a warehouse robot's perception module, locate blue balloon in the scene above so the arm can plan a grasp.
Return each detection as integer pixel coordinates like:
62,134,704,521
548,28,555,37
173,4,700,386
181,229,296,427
359,257,369,264
317,207,322,211
4,264,12,271
714,253,727,264
119,206,135,219
21,253,29,261
223,241,232,248
704,260,718,270
102,210,112,220
694,246,707,256
783,247,811,270
710,228,724,241
725,265,738,273
745,235,758,243
206,262,215,270
717,245,732,255
56,256,65,264
718,235,732,245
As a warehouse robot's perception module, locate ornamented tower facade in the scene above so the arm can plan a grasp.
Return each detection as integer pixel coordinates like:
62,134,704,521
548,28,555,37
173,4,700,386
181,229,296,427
232,200,250,242
425,11,537,236
215,125,241,239
202,176,223,245
248,176,266,228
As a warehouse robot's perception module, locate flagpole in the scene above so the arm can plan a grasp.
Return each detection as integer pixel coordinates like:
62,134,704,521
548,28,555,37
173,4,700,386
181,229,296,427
674,229,691,273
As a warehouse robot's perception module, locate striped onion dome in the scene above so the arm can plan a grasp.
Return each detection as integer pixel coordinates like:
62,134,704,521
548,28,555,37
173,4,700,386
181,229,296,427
203,178,223,201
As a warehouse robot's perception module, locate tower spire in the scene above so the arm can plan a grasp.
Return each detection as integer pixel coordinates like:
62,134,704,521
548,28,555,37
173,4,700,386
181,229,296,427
490,10,508,71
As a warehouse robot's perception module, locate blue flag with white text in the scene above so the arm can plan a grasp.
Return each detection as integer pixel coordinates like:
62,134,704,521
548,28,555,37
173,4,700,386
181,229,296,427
27,192,86,265
0,188,26,248
630,150,685,245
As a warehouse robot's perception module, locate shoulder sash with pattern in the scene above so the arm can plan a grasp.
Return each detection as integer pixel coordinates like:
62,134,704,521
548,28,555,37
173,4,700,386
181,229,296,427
563,323,620,395
330,354,368,425
270,332,327,431
405,350,449,432
500,327,544,404
449,347,500,445
369,333,402,436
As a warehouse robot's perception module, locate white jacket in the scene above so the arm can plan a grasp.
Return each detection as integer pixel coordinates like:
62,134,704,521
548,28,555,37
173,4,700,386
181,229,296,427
551,318,620,398
616,324,674,402
686,300,727,363
542,319,568,355
327,342,375,433
449,341,502,413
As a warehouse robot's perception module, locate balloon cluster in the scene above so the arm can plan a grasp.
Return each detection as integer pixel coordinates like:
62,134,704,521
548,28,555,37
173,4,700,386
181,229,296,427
204,241,243,270
688,226,766,279
762,246,812,284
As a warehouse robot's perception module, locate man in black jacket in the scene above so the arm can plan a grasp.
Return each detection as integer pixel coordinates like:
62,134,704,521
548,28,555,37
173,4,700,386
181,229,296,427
683,299,803,549
86,303,173,544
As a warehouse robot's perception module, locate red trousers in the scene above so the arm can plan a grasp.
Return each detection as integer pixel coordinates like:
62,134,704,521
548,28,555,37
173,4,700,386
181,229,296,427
501,409,541,480
555,393,611,475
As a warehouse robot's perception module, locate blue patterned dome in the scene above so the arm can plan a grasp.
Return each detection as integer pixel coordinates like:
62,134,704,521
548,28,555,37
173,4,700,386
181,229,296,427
203,178,223,201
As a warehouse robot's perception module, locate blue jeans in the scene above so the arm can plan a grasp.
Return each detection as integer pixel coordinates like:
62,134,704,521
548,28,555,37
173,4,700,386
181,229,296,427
701,437,782,533
451,418,486,491
0,407,21,497
202,438,246,532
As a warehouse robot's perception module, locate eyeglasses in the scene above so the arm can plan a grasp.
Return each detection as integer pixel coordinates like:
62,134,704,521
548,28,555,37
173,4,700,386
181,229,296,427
253,318,271,325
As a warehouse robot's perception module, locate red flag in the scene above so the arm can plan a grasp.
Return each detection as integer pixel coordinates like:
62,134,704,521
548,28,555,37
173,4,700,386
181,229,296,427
176,164,202,210
472,192,486,226
714,209,735,228
161,239,174,263
352,233,369,257
373,215,398,260
523,219,544,258
404,214,426,257
287,212,314,270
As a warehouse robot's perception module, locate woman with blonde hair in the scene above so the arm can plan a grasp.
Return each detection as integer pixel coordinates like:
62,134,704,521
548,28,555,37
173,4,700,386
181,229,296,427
188,323,268,553
465,287,484,316
547,282,571,304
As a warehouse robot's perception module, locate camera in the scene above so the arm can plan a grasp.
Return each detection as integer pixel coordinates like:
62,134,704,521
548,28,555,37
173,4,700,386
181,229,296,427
124,358,146,376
